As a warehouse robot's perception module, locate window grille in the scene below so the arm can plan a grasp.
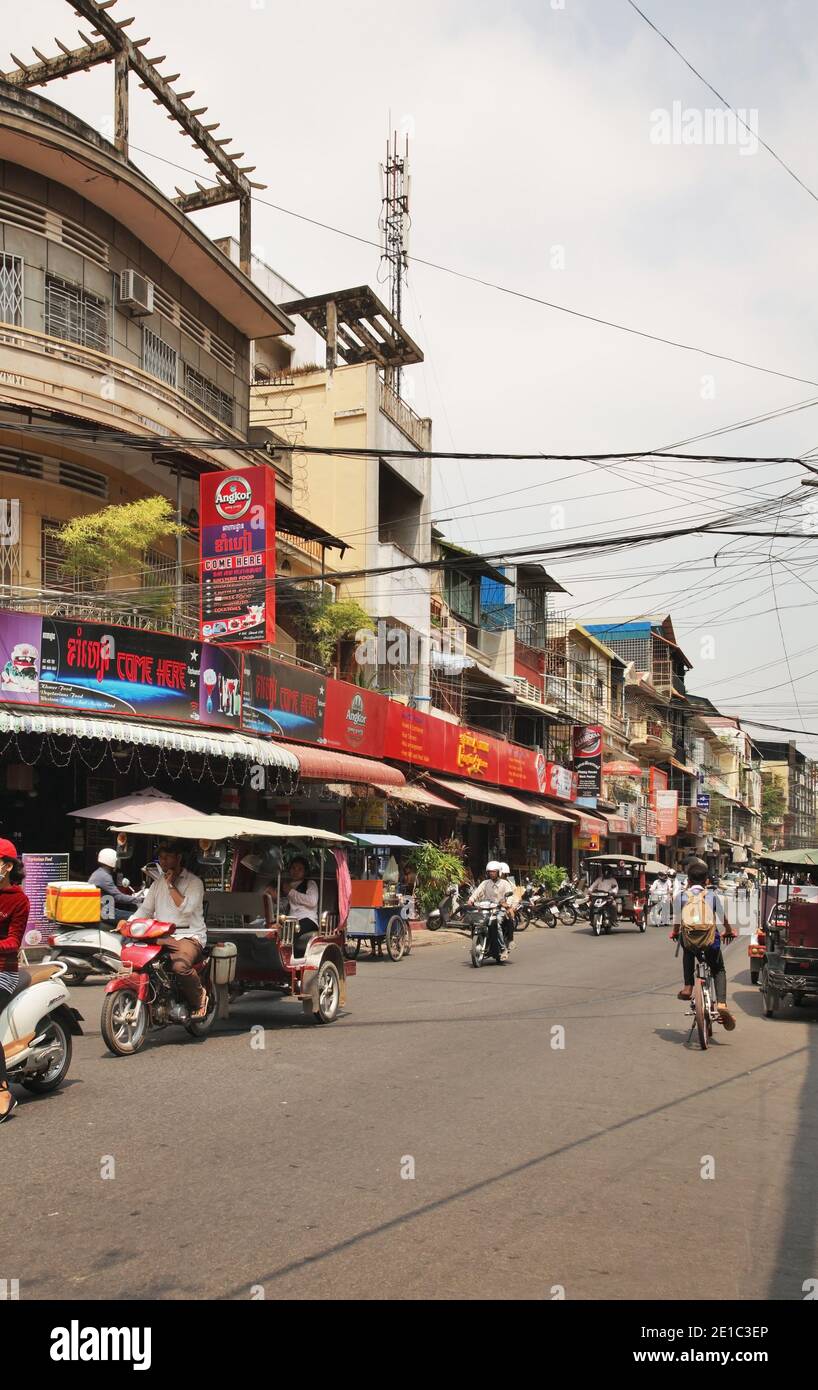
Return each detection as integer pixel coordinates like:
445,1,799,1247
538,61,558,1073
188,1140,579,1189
45,275,108,352
143,327,178,387
183,364,234,426
0,253,23,326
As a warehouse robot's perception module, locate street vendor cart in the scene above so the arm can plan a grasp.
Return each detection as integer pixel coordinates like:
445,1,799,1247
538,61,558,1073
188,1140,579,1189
114,813,355,1024
343,834,417,962
756,849,818,1017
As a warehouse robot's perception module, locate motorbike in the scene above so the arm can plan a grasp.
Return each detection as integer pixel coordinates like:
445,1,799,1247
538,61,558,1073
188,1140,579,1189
100,918,217,1056
1,960,83,1095
425,881,464,931
589,890,619,937
516,882,559,929
44,880,149,984
470,900,512,967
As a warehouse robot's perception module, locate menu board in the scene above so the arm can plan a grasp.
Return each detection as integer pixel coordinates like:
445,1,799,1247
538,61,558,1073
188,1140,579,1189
21,852,70,946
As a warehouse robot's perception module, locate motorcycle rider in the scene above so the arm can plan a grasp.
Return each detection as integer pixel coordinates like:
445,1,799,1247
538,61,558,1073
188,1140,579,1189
0,839,29,1122
133,840,208,1019
648,870,672,926
468,861,512,961
671,856,736,1029
89,847,134,924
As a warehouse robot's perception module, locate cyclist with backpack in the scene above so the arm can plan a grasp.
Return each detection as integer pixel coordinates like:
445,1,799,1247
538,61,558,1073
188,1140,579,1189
671,857,737,1030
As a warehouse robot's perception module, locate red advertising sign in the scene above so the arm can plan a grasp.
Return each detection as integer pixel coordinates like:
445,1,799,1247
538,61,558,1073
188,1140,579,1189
649,766,668,806
444,724,502,782
384,702,448,768
499,743,548,793
655,789,679,840
322,679,388,756
545,763,579,801
200,466,275,645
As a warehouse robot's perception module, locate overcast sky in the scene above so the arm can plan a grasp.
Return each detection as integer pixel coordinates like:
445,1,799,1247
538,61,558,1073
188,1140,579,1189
7,0,818,750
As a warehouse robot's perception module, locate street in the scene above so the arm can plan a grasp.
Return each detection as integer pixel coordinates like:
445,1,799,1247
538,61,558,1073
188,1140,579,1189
5,921,818,1302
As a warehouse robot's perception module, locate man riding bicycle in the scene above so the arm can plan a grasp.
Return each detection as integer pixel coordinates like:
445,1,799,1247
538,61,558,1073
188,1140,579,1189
671,857,736,1030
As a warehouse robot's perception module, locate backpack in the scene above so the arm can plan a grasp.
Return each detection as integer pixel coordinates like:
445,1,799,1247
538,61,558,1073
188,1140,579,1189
680,889,717,950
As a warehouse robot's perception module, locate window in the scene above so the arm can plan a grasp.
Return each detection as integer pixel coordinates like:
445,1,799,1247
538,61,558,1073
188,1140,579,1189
444,569,476,624
143,327,178,387
183,363,233,426
45,275,108,352
41,517,66,589
0,253,23,326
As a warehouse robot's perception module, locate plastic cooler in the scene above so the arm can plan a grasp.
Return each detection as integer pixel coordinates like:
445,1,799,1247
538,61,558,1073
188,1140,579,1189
45,881,101,924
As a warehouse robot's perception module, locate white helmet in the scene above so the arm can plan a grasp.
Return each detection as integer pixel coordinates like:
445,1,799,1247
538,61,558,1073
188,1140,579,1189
486,860,502,874
98,848,118,870
498,862,510,876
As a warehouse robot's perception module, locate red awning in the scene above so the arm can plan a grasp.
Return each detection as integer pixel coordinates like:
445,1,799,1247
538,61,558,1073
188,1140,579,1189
429,777,570,821
563,808,609,837
276,742,405,787
387,783,460,811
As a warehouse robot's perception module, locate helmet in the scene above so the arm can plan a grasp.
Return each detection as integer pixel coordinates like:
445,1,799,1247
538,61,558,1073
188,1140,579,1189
486,860,502,874
498,862,510,875
98,848,119,870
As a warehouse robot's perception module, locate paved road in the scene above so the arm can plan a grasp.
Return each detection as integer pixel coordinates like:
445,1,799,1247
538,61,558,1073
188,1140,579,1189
4,920,818,1301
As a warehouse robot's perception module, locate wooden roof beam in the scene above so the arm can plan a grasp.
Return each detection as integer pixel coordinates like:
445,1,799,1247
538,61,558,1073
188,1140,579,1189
3,37,114,87
173,183,240,214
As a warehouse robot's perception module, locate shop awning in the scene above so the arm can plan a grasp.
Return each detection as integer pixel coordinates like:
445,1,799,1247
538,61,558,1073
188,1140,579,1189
114,813,350,843
513,798,574,824
274,742,405,786
429,777,570,821
70,788,200,822
669,757,698,776
563,808,609,837
386,783,460,812
596,811,631,834
0,710,299,769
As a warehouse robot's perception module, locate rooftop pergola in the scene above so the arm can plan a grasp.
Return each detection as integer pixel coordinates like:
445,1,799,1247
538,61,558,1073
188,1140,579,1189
280,285,424,372
1,0,261,271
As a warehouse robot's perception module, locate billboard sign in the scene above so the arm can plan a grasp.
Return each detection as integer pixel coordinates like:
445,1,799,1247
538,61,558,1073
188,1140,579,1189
242,653,326,740
38,619,202,723
573,724,603,797
200,466,275,645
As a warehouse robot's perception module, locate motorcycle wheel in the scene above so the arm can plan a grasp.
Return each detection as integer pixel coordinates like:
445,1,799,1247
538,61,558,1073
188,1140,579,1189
101,989,148,1056
591,914,602,937
425,910,442,932
20,1016,72,1094
637,912,647,933
185,987,217,1038
514,912,530,933
471,931,487,967
559,905,577,926
761,965,779,1018
304,960,341,1024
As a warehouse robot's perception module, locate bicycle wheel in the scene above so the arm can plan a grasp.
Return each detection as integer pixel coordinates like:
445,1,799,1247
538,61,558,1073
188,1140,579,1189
693,978,709,1050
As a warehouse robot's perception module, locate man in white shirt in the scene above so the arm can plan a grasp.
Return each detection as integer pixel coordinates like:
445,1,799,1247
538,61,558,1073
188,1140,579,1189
135,841,208,1017
589,871,619,896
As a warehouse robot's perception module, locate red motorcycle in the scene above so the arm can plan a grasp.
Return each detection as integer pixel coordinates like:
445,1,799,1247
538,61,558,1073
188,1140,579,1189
100,919,216,1056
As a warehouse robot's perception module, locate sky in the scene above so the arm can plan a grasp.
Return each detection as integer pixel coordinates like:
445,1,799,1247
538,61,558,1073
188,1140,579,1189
6,0,818,750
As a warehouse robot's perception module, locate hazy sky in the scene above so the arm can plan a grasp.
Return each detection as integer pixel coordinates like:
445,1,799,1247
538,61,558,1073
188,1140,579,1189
6,0,818,749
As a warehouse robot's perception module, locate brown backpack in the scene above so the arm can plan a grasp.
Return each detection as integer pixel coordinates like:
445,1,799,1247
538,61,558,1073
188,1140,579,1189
680,890,717,950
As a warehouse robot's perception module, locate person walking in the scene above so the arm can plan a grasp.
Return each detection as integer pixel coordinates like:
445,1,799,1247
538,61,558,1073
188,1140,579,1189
0,839,29,1123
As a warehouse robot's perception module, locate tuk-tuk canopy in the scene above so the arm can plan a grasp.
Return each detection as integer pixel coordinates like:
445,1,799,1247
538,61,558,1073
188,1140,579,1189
586,855,647,866
113,813,351,844
757,849,818,869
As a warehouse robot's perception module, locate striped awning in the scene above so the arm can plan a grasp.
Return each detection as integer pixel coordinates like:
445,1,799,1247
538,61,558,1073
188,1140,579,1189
429,777,572,821
0,709,299,769
387,783,461,811
273,741,405,786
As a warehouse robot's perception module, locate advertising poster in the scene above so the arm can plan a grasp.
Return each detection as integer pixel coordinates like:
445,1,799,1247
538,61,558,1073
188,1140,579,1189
200,466,275,646
573,724,603,798
445,724,501,782
384,702,447,769
0,611,43,705
321,680,388,756
546,762,579,801
21,852,70,946
499,743,548,793
242,653,326,740
649,766,669,807
199,643,243,728
655,788,679,839
39,619,201,723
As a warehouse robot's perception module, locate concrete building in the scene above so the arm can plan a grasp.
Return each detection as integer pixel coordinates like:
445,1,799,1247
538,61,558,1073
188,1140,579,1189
756,740,818,850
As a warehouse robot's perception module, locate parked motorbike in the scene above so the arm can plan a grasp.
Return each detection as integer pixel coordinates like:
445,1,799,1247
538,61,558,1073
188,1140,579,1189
1,960,83,1095
100,918,216,1056
44,881,149,984
425,881,463,931
516,882,559,929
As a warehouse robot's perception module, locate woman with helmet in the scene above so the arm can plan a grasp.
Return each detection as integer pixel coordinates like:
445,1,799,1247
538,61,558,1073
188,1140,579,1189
0,838,30,1122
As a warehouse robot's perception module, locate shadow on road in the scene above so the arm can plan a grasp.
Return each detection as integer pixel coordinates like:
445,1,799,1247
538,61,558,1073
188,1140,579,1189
767,1009,818,1299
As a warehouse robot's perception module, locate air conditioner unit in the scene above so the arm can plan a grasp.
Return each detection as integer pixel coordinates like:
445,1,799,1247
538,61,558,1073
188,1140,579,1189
118,269,154,316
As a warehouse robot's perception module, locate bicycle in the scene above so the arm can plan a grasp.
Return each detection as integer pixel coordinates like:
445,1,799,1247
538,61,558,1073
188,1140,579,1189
675,931,736,1050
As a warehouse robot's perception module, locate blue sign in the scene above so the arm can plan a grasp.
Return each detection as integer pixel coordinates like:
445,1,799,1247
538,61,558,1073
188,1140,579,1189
697,793,711,810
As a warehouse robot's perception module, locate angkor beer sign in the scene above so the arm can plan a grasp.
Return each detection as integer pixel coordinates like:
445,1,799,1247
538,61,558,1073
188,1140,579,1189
573,724,603,798
200,467,275,645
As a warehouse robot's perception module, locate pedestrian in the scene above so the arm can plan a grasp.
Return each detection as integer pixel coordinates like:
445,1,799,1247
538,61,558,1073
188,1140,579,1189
0,838,29,1123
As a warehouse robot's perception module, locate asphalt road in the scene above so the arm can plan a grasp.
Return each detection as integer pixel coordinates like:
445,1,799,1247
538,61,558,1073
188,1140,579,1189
4,917,818,1301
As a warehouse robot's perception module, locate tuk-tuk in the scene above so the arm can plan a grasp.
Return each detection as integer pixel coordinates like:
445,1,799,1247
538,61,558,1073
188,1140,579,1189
756,849,818,1016
584,854,647,934
116,813,355,1024
344,834,417,961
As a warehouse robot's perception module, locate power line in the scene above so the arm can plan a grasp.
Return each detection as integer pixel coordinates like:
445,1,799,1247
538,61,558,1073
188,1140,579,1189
625,0,818,207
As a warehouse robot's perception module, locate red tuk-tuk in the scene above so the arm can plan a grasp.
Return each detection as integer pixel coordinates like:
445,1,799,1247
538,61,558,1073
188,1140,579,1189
756,849,818,1017
584,854,647,935
115,813,355,1024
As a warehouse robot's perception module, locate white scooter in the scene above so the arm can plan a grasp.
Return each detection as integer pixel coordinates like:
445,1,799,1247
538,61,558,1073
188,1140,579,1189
2,960,83,1095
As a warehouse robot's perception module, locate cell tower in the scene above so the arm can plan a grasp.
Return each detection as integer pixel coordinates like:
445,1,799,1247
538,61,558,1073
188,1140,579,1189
379,129,411,397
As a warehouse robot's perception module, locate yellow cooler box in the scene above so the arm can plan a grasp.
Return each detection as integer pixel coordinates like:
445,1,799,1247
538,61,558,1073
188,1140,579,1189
45,881,101,925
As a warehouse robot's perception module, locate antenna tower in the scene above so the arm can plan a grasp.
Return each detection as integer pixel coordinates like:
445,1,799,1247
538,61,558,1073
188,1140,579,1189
379,129,411,397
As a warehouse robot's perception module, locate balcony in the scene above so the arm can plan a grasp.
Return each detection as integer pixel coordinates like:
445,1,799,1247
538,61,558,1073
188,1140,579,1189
628,718,673,756
378,379,432,452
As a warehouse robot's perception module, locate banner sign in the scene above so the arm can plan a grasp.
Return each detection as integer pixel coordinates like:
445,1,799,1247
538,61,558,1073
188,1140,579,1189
322,680,389,757
21,852,70,946
384,702,448,769
649,766,669,807
242,653,326,740
573,724,603,797
39,619,202,723
545,763,578,801
655,788,679,840
200,466,275,646
0,611,42,704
